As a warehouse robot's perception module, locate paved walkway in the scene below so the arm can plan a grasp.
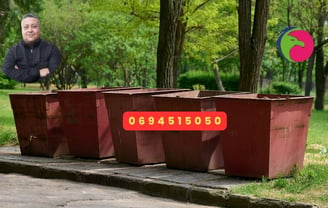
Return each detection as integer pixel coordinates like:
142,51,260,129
0,146,317,208
0,173,224,208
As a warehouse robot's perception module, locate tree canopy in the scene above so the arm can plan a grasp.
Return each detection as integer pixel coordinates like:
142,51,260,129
0,0,326,109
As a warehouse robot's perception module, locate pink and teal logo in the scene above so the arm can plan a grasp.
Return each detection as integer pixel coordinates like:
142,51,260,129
276,27,314,62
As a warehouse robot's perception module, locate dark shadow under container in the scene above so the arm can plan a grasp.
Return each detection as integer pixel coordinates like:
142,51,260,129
9,91,69,157
214,93,314,179
57,87,141,159
103,88,190,165
152,90,242,171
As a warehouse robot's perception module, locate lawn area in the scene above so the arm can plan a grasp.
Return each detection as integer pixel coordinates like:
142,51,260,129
0,88,327,207
0,89,21,145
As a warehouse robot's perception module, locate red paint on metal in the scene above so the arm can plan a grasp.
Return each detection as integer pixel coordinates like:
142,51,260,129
58,87,140,159
152,90,242,171
9,91,69,157
103,88,189,165
214,94,314,179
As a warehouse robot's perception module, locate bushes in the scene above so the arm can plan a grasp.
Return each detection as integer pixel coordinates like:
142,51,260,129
178,70,239,91
0,72,16,89
178,70,301,95
262,81,301,95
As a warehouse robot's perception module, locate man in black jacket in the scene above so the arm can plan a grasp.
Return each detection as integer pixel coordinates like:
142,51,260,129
2,13,61,83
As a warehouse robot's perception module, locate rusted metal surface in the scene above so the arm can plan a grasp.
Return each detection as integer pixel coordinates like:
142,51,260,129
57,87,140,159
9,91,69,157
152,90,240,171
103,88,189,165
214,94,314,179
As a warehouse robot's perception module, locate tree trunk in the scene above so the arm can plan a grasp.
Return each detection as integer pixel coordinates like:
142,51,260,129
79,68,88,88
297,62,305,89
305,53,315,96
213,65,225,91
156,0,183,88
315,46,326,110
238,0,270,93
0,1,9,43
172,9,187,88
314,1,326,110
123,67,130,87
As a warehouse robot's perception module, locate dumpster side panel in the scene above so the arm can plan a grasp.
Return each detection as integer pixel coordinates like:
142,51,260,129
105,94,138,164
45,96,69,157
11,95,48,156
59,92,100,158
201,130,224,170
162,131,203,170
10,93,68,157
96,92,114,158
217,99,271,178
104,89,189,165
135,131,165,164
154,95,223,171
58,87,142,158
269,98,313,178
132,94,165,164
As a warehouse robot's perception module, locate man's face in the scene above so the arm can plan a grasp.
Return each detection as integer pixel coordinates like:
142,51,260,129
21,17,40,45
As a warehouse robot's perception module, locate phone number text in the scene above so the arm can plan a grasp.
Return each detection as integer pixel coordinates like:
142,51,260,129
123,111,227,131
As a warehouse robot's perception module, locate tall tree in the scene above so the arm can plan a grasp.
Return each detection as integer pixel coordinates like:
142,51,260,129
0,1,10,44
172,2,186,88
314,0,327,110
238,0,270,92
157,0,221,88
156,0,183,88
291,0,327,109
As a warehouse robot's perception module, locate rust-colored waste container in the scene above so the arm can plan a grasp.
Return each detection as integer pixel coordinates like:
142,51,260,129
103,88,190,165
214,93,314,179
9,91,69,157
153,90,242,171
57,87,141,159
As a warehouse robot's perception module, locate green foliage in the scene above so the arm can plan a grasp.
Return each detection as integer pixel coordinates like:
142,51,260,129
261,82,301,95
232,162,328,205
0,89,18,145
178,70,217,90
178,70,239,91
192,84,206,90
39,0,157,89
222,73,239,91
182,0,239,74
272,164,328,194
0,72,17,89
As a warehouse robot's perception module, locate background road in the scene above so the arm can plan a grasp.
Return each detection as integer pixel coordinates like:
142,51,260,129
0,173,224,208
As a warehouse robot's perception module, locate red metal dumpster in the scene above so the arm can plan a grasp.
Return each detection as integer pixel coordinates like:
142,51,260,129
9,91,69,157
57,87,141,159
153,90,242,171
103,88,190,165
214,93,314,179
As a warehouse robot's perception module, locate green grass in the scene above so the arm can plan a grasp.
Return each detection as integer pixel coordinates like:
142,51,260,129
307,110,328,147
0,89,19,145
232,164,328,207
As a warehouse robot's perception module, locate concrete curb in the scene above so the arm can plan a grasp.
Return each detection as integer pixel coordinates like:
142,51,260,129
0,157,319,208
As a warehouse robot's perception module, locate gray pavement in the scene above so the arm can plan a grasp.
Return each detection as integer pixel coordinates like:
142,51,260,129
0,173,221,208
0,146,318,208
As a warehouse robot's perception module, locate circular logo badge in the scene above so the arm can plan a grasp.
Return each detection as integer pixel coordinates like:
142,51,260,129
276,27,314,62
